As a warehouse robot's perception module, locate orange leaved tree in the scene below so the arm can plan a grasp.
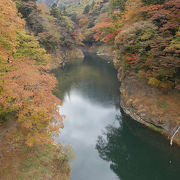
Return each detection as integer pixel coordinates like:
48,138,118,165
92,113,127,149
0,0,64,146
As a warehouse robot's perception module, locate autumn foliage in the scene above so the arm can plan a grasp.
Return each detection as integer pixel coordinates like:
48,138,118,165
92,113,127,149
94,0,180,89
0,0,64,146
93,19,116,42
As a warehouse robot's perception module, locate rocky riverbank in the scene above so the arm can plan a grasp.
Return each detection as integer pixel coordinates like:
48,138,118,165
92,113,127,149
117,68,180,146
50,47,84,69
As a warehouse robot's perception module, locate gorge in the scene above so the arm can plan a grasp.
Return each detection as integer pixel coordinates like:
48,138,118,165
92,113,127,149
0,0,180,179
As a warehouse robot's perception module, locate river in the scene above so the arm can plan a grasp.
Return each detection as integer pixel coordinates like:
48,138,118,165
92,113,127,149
52,54,180,180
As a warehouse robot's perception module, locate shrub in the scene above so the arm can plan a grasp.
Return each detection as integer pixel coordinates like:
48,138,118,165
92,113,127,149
148,77,160,87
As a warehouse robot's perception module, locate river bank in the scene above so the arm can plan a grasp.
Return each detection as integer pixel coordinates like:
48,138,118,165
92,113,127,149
49,47,84,69
116,66,180,146
80,45,114,61
82,46,180,146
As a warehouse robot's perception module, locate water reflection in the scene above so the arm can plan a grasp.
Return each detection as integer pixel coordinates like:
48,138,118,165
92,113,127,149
96,110,180,180
53,54,180,180
54,54,121,180
56,89,120,180
52,54,120,107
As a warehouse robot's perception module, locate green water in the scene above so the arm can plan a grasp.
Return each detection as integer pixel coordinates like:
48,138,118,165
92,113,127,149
53,54,180,180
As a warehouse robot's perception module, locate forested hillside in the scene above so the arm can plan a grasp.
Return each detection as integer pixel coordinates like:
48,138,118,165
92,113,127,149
94,0,180,89
16,0,84,67
0,0,64,146
39,0,95,12
0,0,71,179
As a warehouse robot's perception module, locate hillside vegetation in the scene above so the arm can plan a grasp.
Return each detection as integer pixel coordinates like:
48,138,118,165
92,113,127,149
16,0,84,67
0,0,73,179
0,0,65,146
94,0,180,90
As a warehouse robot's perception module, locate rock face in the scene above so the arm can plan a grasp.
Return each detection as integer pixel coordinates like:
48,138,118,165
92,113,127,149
64,47,85,63
50,47,84,69
117,69,180,146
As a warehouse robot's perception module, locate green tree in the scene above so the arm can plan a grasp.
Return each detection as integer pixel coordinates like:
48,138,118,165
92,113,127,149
83,4,90,14
50,3,62,19
110,0,127,11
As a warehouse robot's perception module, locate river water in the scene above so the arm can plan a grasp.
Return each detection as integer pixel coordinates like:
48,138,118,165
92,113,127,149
53,54,180,180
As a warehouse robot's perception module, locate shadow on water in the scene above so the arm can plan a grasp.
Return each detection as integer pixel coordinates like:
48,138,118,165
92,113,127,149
96,109,180,180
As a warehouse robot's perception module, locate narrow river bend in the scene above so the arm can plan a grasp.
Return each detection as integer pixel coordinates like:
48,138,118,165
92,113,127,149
52,54,180,180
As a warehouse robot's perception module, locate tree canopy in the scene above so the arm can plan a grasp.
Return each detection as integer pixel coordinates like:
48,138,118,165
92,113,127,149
0,0,64,146
93,0,180,90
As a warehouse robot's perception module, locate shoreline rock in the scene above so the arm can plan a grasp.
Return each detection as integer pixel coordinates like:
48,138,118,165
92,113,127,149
118,73,180,147
50,47,85,69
